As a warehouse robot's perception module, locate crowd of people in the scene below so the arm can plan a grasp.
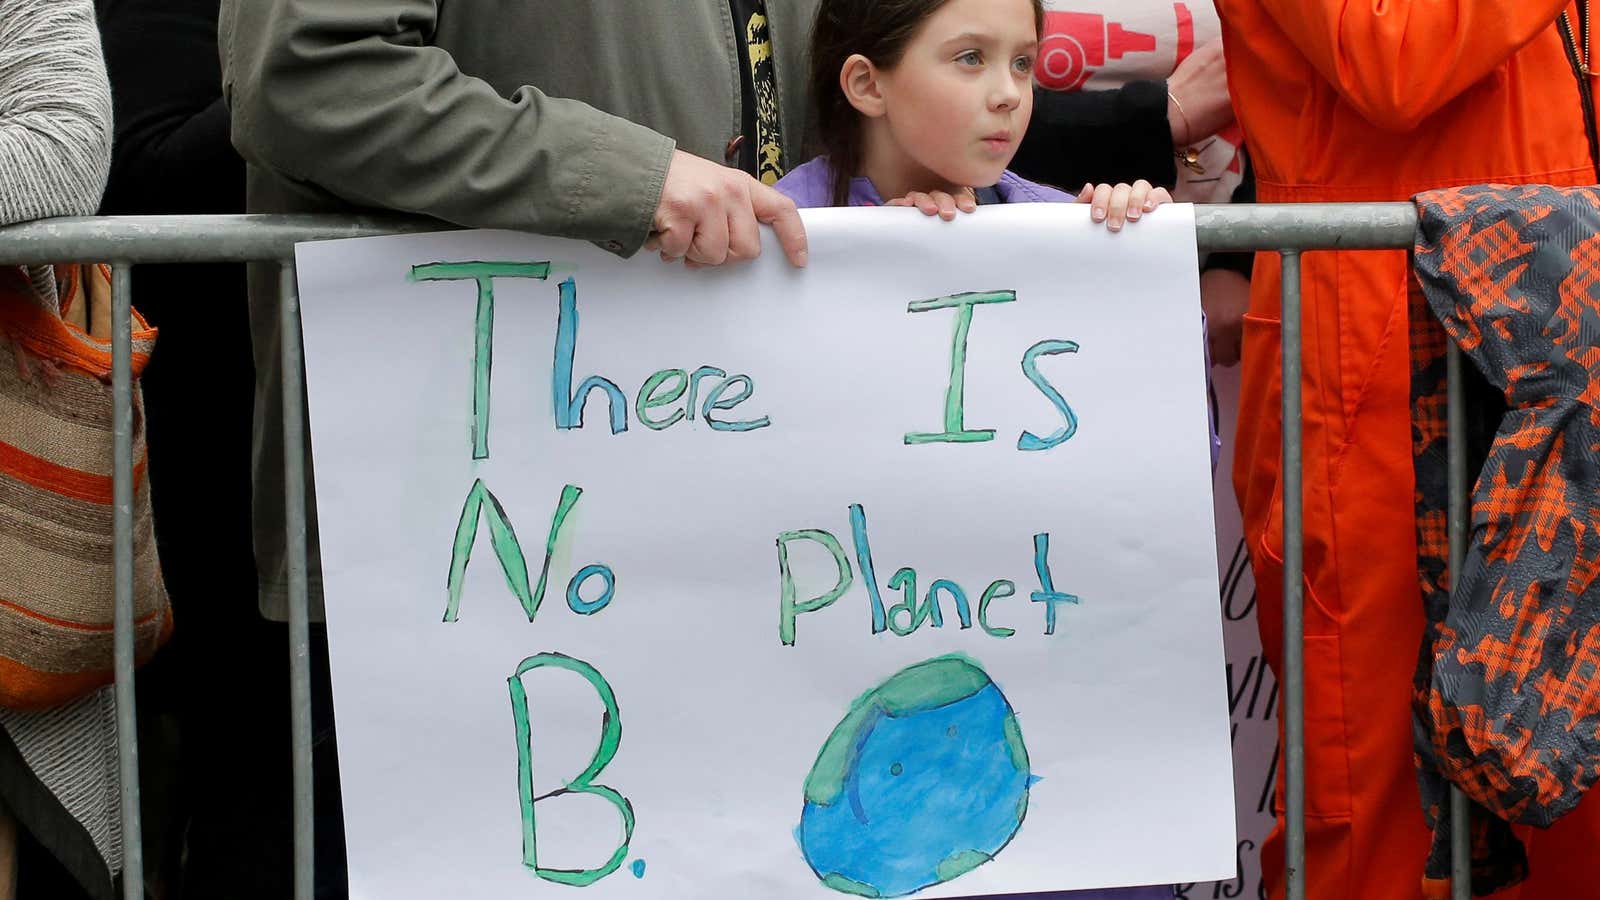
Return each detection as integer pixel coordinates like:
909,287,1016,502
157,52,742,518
0,0,1596,898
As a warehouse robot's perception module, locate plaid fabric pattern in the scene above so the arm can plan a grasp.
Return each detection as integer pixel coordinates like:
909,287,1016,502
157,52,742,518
1411,185,1600,892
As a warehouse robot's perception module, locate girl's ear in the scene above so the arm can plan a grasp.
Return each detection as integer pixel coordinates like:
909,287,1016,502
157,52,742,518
840,53,887,118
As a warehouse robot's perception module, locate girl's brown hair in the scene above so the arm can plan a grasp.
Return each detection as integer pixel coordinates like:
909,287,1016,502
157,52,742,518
807,0,1045,206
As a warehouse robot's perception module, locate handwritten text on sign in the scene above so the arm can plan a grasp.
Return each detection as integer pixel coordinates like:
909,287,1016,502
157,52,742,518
296,205,1235,899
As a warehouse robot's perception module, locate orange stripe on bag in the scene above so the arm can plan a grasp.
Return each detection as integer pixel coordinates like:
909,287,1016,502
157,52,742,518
0,594,166,632
0,270,155,379
0,437,147,502
0,659,116,711
0,610,172,712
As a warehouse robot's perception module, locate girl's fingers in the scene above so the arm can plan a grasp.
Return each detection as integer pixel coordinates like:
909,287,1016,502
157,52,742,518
1105,183,1134,231
1077,182,1094,203
883,191,985,219
1090,183,1113,223
1126,181,1150,221
1139,184,1173,213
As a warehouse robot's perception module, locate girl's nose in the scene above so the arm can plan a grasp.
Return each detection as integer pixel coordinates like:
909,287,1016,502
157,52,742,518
991,75,1023,111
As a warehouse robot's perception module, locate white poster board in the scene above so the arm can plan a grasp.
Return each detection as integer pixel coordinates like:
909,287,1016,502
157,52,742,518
296,204,1236,899
1176,362,1278,900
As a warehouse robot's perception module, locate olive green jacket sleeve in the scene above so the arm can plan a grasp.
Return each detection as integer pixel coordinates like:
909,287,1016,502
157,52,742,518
219,0,676,255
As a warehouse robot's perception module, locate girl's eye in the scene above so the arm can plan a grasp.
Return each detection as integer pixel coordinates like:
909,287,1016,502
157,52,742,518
956,50,983,66
1012,55,1034,74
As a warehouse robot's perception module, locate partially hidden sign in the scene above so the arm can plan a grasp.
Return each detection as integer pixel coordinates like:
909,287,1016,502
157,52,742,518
295,204,1235,899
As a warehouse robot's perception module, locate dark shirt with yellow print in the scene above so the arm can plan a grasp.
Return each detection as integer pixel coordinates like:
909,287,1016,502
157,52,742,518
728,0,784,184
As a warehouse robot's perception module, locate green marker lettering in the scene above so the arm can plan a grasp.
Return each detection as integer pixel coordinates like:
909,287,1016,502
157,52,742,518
904,290,1016,445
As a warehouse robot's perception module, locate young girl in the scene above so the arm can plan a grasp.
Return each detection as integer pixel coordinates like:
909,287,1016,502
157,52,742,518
774,0,1170,228
778,1,1189,899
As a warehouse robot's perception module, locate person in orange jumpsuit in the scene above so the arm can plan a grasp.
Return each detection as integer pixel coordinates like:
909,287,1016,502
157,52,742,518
1212,2,1600,898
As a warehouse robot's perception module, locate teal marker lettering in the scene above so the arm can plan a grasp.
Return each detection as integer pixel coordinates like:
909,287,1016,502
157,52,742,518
409,261,552,459
553,278,628,433
1018,339,1080,451
508,653,634,885
777,529,854,646
905,290,1016,445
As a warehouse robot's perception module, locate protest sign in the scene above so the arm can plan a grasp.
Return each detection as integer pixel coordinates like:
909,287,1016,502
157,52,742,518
295,204,1235,898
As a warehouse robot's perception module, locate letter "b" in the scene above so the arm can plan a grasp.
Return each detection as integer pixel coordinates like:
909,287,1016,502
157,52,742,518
507,653,635,885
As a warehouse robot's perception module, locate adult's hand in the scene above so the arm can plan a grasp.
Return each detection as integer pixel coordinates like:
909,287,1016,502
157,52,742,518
646,150,808,267
1200,267,1250,367
1167,39,1233,145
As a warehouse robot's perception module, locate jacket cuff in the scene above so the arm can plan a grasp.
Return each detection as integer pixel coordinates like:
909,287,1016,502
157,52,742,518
1121,80,1178,189
577,112,676,258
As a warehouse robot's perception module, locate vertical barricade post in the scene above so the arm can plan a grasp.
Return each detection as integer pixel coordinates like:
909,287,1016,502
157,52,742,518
111,262,145,900
1279,249,1306,900
1446,344,1473,900
279,260,316,900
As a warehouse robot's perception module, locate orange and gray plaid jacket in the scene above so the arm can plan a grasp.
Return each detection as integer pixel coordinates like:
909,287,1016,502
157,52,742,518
1411,184,1600,893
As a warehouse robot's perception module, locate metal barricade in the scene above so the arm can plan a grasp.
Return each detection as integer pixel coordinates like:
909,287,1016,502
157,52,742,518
0,204,1471,900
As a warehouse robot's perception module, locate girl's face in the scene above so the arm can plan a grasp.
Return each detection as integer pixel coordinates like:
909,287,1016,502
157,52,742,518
852,0,1039,194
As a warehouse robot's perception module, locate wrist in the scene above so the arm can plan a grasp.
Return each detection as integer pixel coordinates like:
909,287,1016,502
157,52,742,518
1167,91,1192,146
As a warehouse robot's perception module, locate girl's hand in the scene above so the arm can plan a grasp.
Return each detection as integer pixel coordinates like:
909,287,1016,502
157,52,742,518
885,190,976,221
1076,180,1173,232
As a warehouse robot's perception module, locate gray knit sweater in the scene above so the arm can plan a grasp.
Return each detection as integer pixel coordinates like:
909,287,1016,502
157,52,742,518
0,0,120,890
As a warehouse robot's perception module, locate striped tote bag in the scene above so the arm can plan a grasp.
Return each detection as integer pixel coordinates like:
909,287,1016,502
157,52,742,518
0,262,171,710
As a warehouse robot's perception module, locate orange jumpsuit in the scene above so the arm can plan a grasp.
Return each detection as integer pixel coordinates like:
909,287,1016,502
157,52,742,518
1213,2,1600,898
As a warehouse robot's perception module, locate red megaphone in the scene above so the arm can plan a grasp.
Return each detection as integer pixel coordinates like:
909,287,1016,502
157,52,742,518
1036,11,1158,91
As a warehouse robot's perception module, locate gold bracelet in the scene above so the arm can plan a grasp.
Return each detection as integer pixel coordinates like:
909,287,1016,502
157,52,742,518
1167,90,1193,145
1168,91,1205,174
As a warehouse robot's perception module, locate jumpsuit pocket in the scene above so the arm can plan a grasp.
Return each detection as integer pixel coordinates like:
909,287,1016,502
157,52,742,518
1241,316,1354,822
1240,311,1343,638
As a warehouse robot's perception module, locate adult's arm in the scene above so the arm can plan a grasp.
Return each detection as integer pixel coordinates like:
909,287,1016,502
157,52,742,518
0,0,112,225
97,0,242,215
1012,81,1178,191
1250,0,1572,130
219,0,674,254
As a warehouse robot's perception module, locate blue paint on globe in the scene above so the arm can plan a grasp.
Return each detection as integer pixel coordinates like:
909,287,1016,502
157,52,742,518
798,659,1031,898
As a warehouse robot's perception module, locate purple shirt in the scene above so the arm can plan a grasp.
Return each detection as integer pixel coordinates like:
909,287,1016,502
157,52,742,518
775,157,1076,208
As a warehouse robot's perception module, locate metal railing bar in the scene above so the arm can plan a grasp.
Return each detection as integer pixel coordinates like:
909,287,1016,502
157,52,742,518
1279,250,1307,900
1196,203,1417,251
0,215,449,265
0,204,1419,265
278,260,316,900
109,262,144,900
